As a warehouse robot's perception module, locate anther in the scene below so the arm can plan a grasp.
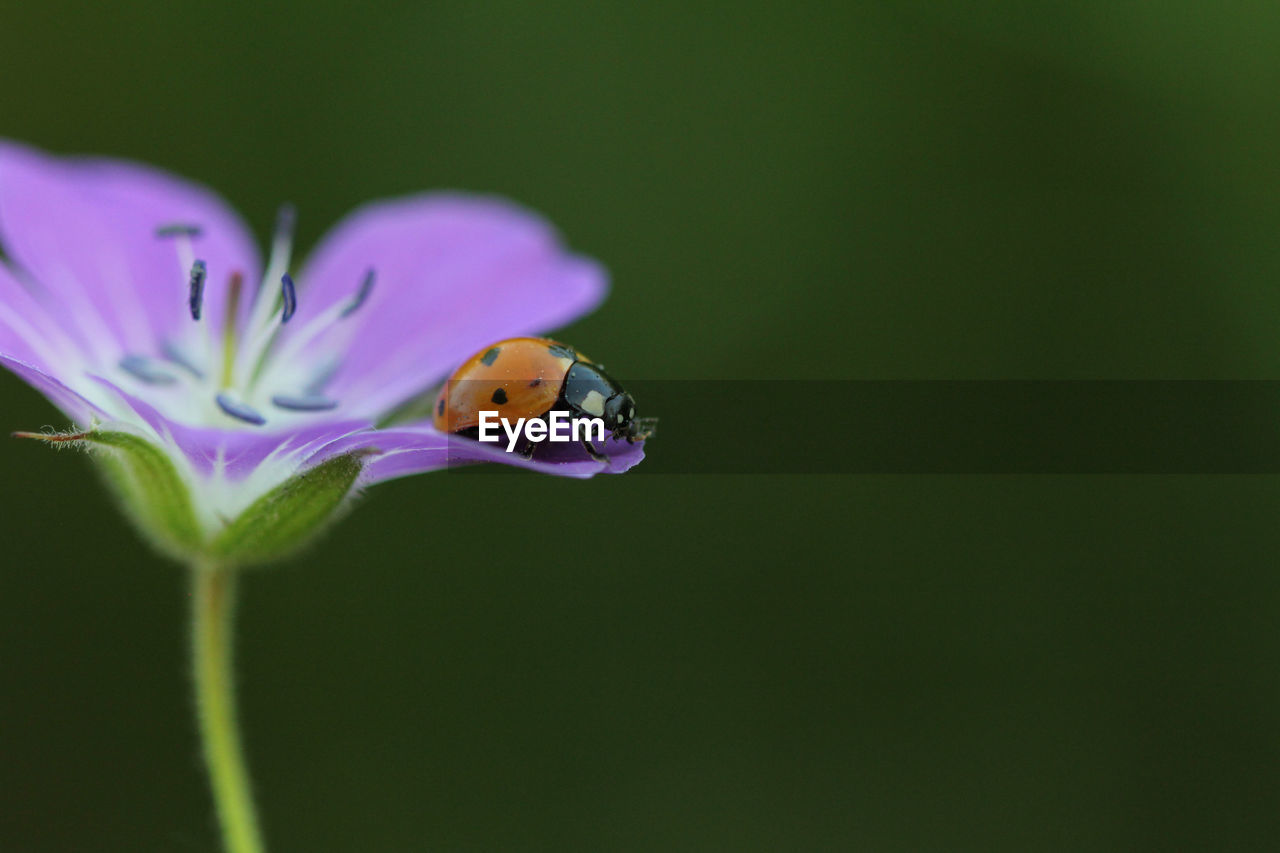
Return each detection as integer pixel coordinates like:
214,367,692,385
281,273,298,323
271,393,339,412
240,267,372,393
215,392,266,426
340,268,376,318
119,355,178,385
188,260,207,320
156,223,203,238
237,203,299,376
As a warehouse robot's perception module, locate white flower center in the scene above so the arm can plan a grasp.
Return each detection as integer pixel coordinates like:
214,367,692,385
121,208,374,428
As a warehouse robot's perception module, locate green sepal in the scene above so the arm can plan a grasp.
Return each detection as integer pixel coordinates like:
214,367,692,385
84,430,204,558
209,451,367,566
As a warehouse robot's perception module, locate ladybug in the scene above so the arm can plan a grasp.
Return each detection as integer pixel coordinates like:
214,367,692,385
433,336,655,461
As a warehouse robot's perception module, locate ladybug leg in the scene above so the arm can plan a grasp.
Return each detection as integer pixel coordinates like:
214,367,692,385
508,432,540,459
582,438,609,464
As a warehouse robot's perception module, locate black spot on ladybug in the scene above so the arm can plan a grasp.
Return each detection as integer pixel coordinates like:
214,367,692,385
437,398,445,416
491,388,508,405
529,377,543,387
480,347,500,366
547,343,577,360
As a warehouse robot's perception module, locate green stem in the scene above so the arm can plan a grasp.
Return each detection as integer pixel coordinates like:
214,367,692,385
192,561,265,853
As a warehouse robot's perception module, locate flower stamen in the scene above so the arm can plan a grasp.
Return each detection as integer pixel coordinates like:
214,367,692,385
159,225,200,288
250,269,376,394
155,223,203,238
215,392,266,426
280,273,297,323
233,206,298,387
271,393,339,412
220,271,244,387
145,210,378,427
242,205,296,337
119,354,179,385
340,269,376,318
188,260,207,321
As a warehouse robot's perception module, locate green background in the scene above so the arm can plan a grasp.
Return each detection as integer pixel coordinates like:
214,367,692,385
3,2,1280,850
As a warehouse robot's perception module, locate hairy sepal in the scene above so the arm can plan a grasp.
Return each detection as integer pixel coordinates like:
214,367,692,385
20,430,369,567
78,430,204,559
208,451,368,567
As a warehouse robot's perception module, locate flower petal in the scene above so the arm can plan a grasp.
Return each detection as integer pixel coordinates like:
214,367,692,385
281,194,606,418
0,354,108,426
308,423,645,483
0,262,86,374
0,140,261,359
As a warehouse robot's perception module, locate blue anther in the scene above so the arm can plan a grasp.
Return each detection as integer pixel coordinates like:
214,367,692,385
156,223,203,238
271,393,340,412
340,268,376,318
280,273,298,323
119,355,178,385
188,260,207,320
215,392,266,426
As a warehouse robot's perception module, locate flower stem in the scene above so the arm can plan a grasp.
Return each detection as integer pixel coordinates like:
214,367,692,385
191,560,266,853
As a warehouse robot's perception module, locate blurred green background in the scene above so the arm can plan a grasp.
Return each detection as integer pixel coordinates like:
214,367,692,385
3,1,1280,850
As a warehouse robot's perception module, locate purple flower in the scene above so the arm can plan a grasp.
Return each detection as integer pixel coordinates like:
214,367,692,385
0,140,644,559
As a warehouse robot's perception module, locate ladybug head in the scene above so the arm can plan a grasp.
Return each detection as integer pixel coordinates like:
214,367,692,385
603,392,636,433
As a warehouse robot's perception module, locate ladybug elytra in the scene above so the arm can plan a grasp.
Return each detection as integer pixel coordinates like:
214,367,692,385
433,336,655,461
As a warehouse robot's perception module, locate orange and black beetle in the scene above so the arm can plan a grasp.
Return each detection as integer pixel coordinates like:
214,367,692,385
433,336,655,461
